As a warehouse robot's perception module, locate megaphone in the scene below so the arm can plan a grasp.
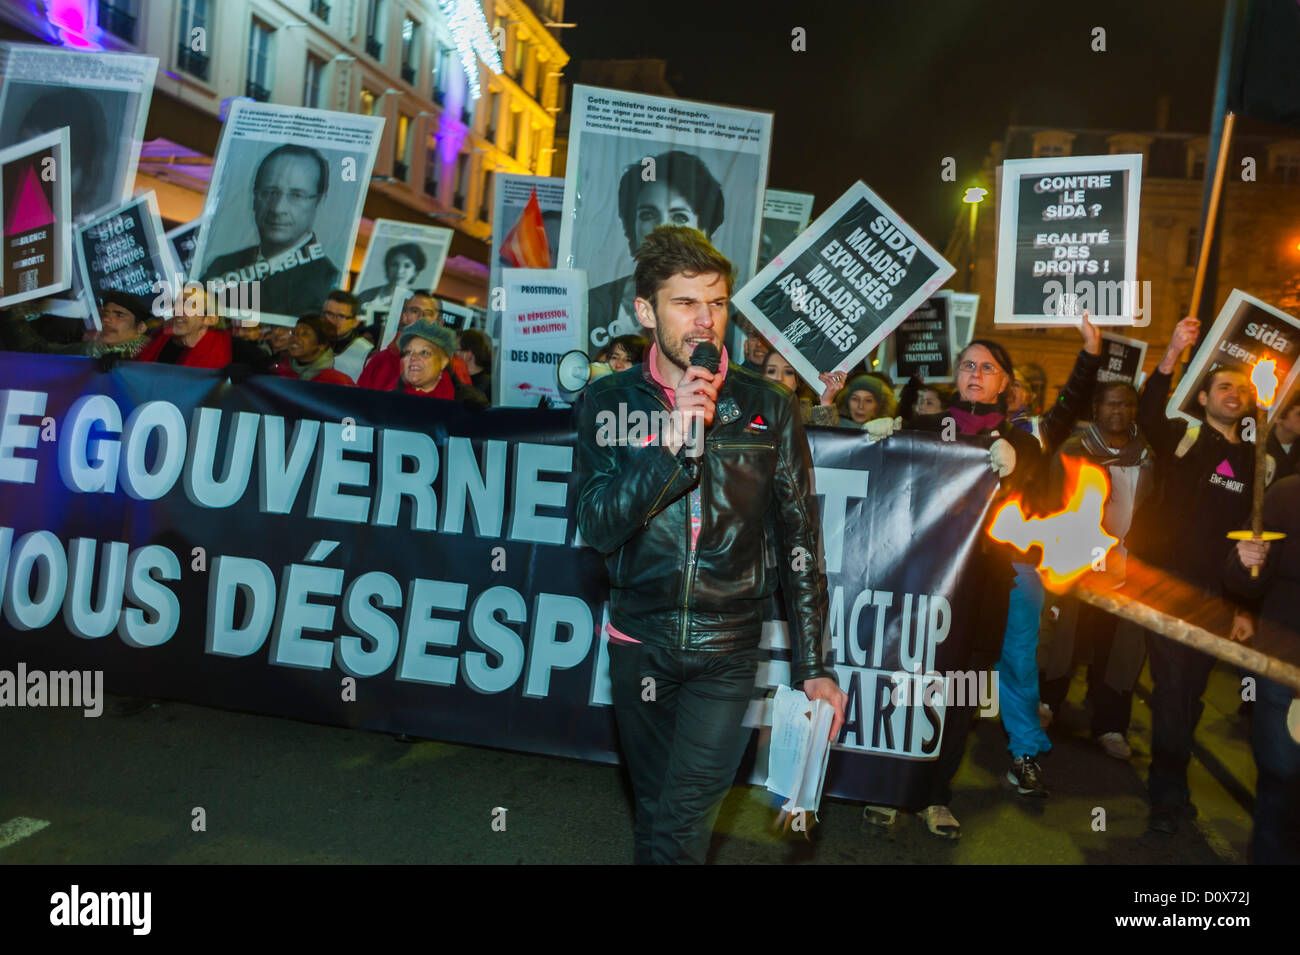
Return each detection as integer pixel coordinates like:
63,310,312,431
556,350,613,401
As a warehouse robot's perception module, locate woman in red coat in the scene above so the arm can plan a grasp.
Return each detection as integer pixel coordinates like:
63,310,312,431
395,319,487,408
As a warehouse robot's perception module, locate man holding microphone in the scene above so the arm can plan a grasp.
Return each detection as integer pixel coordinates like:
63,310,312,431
575,225,845,864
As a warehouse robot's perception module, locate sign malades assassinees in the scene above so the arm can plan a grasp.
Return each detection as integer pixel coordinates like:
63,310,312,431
732,181,955,394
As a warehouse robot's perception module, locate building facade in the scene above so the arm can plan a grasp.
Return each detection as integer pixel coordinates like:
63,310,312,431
955,111,1300,396
0,0,570,304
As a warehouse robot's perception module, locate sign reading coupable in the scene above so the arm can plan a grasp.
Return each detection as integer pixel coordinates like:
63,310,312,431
0,127,70,308
0,354,1000,808
499,268,586,408
732,181,955,395
995,153,1143,326
1167,289,1300,425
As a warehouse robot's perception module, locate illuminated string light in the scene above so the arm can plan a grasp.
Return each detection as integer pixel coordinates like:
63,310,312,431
438,0,503,101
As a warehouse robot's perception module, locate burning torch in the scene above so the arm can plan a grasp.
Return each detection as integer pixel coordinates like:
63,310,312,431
1227,356,1287,577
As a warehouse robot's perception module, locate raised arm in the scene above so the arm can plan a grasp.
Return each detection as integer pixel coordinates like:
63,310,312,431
1138,316,1201,459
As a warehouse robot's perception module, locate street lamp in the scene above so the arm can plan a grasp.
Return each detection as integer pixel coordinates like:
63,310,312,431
962,186,987,293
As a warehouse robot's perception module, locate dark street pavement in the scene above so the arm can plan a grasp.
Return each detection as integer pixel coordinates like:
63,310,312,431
0,659,1255,864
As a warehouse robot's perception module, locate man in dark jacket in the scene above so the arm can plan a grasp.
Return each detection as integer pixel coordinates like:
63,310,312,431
576,225,845,864
1225,477,1300,864
1135,316,1257,833
1040,381,1155,759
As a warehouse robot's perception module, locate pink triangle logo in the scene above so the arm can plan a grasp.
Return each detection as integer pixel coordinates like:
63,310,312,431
1215,459,1236,478
5,164,54,235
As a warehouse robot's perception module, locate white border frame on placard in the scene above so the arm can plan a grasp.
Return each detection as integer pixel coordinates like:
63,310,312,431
73,190,177,330
886,289,958,384
186,99,385,327
0,127,71,308
732,180,956,396
994,153,1143,326
1098,330,1148,385
1166,288,1300,426
558,84,772,298
949,291,979,351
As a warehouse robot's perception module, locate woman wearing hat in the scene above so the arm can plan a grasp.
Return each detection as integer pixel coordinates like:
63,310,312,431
396,318,488,408
836,374,897,429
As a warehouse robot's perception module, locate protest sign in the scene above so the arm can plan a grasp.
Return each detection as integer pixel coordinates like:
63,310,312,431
490,174,564,332
0,128,70,308
759,190,815,271
558,85,771,352
352,219,453,326
0,44,156,224
499,268,586,408
995,154,1143,326
886,290,958,382
949,291,979,351
1167,289,1300,425
73,192,177,328
0,353,1000,807
190,101,384,326
732,181,955,395
1097,331,1148,387
165,218,204,279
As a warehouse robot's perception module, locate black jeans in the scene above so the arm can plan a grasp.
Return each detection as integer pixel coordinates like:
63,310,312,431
1040,601,1137,736
1252,675,1300,864
608,641,759,865
1146,632,1217,810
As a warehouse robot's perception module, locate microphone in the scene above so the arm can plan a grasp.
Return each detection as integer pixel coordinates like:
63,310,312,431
683,342,720,458
690,341,720,374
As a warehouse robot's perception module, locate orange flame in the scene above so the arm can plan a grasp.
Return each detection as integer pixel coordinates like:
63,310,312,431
987,459,1118,588
1252,357,1278,409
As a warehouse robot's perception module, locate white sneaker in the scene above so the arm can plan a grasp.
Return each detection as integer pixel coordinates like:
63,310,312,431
862,805,898,829
1096,732,1132,760
1038,703,1053,728
918,804,961,840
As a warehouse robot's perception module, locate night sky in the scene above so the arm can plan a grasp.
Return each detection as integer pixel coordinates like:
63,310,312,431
564,0,1225,243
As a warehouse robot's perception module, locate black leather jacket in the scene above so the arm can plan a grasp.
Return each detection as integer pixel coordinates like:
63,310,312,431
575,361,831,686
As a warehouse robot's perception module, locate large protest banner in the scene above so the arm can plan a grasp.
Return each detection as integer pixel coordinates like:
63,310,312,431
0,44,157,224
1167,289,1300,425
558,86,771,353
351,219,453,325
0,128,70,308
73,192,178,328
190,101,384,326
733,181,955,396
0,354,998,806
995,154,1143,326
499,268,585,408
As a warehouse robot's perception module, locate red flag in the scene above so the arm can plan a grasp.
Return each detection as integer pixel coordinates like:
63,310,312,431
500,188,551,269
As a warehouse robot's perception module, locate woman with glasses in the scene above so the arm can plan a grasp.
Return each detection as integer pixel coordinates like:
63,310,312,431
862,314,1102,840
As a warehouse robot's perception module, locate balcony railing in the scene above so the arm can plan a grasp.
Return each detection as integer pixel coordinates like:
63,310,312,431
177,44,210,82
310,0,331,21
365,36,383,60
98,1,136,42
245,80,271,102
401,64,415,84
393,160,409,181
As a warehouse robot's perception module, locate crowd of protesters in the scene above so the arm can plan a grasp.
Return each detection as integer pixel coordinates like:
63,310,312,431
2,267,1297,865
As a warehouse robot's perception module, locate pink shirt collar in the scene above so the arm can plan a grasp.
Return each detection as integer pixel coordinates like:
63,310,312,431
646,343,729,407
